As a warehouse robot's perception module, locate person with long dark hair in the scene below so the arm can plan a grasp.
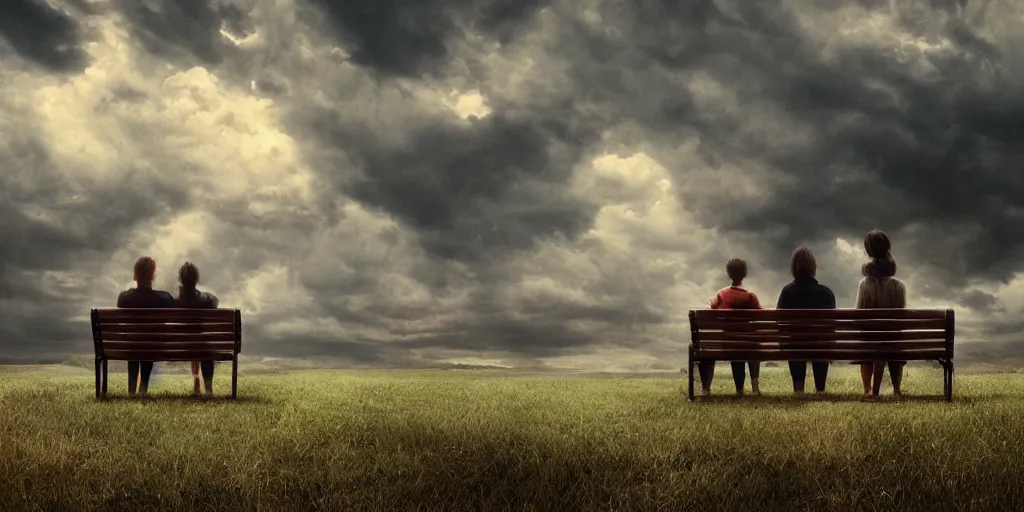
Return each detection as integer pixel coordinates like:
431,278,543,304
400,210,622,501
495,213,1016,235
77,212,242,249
854,230,907,400
776,247,836,393
174,261,219,395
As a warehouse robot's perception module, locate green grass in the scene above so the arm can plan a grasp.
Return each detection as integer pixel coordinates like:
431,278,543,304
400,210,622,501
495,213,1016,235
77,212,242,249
1,364,1023,511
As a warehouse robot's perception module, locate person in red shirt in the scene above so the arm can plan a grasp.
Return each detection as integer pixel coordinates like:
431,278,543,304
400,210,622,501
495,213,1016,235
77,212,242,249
700,258,763,395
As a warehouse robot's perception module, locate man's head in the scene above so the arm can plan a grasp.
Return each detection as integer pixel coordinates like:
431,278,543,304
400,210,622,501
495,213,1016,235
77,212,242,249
178,261,200,290
726,258,747,285
133,257,157,287
790,247,817,280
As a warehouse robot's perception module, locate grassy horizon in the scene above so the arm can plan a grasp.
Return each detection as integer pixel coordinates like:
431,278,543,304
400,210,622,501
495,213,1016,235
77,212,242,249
2,365,1023,511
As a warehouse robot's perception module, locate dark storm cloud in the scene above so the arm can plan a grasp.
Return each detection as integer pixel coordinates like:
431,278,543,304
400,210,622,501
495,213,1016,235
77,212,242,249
0,117,193,360
399,319,592,358
307,109,600,263
302,0,550,78
0,133,187,267
113,0,248,65
291,0,1024,361
547,0,1024,293
385,287,666,356
0,0,89,72
4,0,1024,369
957,289,1000,313
287,18,595,302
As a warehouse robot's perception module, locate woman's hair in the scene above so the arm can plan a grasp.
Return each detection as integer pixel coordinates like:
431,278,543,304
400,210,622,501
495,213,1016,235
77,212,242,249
726,258,747,285
790,247,816,280
178,261,200,291
861,230,897,278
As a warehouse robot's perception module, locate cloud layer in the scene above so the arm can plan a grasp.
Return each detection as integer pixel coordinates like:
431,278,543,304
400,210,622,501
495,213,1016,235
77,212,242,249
2,0,1023,369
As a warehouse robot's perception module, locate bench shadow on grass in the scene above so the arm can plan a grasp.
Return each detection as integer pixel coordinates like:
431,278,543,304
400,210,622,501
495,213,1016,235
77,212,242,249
95,393,273,405
677,392,1016,408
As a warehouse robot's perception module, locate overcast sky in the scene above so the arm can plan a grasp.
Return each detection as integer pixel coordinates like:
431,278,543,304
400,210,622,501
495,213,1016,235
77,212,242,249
2,0,1023,370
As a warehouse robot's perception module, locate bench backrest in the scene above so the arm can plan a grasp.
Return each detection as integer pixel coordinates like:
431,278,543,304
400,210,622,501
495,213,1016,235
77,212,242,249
91,308,242,362
688,309,954,362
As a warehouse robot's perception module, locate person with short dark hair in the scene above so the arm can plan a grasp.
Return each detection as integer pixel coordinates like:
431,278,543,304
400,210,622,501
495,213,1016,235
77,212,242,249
174,261,219,395
854,230,907,400
116,256,174,394
776,247,836,393
703,258,763,396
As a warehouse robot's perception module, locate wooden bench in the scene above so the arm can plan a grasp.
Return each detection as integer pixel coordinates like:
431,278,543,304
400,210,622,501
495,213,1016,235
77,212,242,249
91,308,242,398
687,308,955,401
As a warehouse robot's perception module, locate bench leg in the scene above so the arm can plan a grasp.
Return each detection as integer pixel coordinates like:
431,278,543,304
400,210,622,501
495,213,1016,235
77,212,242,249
101,358,108,395
688,356,695,402
94,358,102,399
231,354,238,399
944,360,954,402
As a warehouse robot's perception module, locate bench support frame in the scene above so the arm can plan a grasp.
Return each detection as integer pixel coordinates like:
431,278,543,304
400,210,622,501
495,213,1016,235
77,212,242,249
686,309,956,402
91,308,242,400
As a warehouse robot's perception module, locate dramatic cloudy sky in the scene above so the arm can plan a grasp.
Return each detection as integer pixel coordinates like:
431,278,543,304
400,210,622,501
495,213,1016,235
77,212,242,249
3,0,1024,369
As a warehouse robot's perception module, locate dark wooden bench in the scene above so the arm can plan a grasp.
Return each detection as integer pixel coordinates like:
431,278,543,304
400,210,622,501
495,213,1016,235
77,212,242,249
91,308,242,398
687,308,955,401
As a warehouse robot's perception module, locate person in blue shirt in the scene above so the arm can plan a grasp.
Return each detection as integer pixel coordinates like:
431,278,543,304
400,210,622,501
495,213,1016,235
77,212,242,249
775,247,836,393
174,261,220,395
116,256,174,394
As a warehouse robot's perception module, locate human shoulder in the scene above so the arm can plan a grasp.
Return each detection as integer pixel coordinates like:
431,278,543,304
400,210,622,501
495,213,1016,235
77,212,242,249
155,289,175,307
779,281,798,294
201,291,219,308
816,282,836,308
817,282,836,297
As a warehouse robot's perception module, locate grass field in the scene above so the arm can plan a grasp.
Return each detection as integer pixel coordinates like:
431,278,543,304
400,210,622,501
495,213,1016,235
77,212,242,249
2,364,1023,511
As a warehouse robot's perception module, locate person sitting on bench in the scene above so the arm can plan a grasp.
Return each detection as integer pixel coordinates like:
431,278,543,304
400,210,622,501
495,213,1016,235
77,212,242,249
173,261,220,395
704,258,763,396
854,230,908,401
776,247,837,393
116,256,174,394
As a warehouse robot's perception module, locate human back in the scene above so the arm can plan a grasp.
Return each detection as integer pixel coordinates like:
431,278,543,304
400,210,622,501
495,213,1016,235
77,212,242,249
711,285,761,310
856,276,905,309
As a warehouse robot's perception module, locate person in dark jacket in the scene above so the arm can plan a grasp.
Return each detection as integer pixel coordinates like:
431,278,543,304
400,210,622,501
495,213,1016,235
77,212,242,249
117,256,174,394
775,247,836,393
174,261,219,395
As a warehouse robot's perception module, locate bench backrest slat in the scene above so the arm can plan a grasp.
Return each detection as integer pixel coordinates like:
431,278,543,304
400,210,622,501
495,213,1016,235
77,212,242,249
96,309,236,323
